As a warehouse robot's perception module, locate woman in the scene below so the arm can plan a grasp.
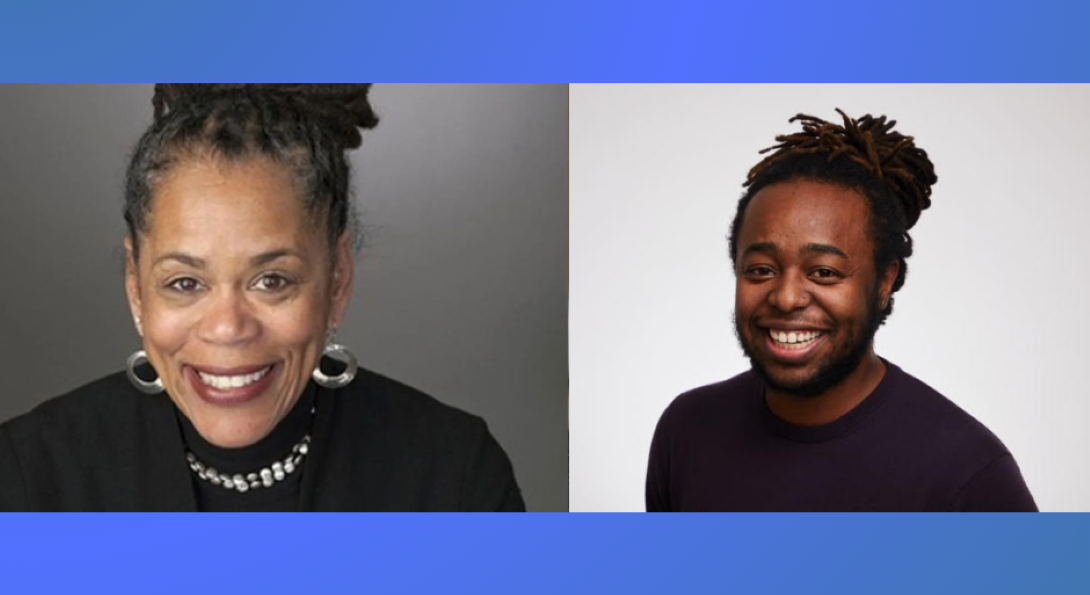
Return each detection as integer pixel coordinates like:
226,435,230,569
0,84,525,511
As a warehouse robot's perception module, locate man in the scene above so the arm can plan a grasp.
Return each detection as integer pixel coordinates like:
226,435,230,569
645,110,1036,511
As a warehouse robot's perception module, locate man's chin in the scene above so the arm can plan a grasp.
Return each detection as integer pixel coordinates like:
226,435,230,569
749,359,833,398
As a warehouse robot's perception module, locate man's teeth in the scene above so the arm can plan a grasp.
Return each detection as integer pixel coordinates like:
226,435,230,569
769,329,823,348
197,366,271,389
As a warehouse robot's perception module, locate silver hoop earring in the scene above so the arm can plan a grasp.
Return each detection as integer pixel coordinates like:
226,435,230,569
312,342,358,389
126,349,164,394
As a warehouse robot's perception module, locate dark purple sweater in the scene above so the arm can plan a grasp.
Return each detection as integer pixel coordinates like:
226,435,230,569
646,361,1037,512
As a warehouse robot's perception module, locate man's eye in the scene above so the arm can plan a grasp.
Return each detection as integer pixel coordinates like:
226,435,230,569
166,277,201,293
813,268,838,279
748,266,775,276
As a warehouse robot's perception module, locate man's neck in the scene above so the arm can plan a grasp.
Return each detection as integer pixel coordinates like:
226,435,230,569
764,350,887,427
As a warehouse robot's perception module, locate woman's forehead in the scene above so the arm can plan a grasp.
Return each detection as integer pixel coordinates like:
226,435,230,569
142,158,323,260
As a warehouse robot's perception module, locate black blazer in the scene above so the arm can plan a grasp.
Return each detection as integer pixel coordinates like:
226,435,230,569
0,369,525,511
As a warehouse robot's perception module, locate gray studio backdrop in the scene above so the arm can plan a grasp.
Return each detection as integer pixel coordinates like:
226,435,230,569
0,84,568,512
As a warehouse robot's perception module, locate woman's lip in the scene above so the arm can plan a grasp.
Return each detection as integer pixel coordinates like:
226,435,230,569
189,363,275,375
763,331,827,363
185,362,280,407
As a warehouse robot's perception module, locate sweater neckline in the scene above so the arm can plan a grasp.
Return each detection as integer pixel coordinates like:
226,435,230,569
754,358,902,443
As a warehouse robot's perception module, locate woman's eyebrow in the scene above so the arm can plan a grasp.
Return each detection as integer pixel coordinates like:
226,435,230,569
152,252,205,269
250,249,301,266
151,249,302,269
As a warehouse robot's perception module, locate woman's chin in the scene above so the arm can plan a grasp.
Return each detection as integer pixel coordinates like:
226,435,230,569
195,419,276,449
178,399,284,448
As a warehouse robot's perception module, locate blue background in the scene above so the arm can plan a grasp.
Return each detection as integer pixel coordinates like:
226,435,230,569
2,0,1088,592
1,0,1088,81
0,514,1086,592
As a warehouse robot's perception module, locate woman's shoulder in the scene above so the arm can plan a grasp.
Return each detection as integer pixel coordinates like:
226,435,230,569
324,368,524,511
338,368,488,432
2,371,163,444
0,371,177,511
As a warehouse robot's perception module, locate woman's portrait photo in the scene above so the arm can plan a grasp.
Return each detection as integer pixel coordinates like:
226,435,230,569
569,84,1090,512
0,84,568,511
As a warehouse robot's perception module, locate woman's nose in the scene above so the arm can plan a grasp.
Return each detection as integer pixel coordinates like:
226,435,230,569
197,288,259,345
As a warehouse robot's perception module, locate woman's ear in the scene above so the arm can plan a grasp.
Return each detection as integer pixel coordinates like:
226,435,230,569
124,236,144,337
329,233,355,329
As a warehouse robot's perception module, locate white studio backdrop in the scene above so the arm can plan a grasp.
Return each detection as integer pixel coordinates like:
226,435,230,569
569,84,1090,512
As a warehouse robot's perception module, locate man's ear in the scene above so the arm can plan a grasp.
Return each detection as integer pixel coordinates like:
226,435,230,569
124,236,144,337
880,260,900,310
329,233,355,329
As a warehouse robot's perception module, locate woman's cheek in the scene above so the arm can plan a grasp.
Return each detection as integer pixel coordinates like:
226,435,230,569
270,306,326,356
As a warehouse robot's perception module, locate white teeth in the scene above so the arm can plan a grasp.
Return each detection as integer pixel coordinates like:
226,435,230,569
197,366,271,390
769,329,822,349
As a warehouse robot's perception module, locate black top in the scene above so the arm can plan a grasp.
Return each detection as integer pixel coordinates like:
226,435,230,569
0,368,525,512
178,383,316,512
646,360,1037,512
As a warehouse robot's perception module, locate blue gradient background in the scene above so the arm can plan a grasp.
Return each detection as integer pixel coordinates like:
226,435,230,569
1,1,1087,81
0,514,1086,592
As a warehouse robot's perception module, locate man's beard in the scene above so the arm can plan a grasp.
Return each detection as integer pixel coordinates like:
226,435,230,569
734,287,884,398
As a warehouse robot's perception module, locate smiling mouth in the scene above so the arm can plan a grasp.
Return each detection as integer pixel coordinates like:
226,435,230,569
759,327,829,362
185,362,280,407
195,365,274,390
767,329,824,350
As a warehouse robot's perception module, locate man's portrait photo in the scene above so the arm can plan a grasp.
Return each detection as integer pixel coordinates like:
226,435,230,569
569,84,1090,512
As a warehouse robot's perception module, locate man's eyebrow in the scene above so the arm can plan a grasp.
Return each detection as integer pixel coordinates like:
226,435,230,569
742,241,777,257
801,243,848,259
152,252,205,268
740,242,849,259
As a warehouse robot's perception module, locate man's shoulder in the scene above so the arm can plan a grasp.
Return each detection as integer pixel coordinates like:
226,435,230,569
884,362,1010,456
880,361,1035,510
657,369,759,431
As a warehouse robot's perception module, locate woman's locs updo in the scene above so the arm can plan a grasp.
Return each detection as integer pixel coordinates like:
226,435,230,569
728,108,939,324
124,83,379,259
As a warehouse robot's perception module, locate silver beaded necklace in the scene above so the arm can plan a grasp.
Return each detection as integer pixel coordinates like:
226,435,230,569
185,406,316,493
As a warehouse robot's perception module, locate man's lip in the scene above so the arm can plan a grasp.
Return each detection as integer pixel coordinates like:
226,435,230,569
763,331,826,362
758,323,829,332
187,363,277,376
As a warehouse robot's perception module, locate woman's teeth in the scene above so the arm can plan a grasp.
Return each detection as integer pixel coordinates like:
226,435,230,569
769,329,823,350
197,366,271,390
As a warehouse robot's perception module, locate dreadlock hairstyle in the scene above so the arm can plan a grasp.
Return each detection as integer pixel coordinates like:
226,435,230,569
124,84,379,260
727,108,938,324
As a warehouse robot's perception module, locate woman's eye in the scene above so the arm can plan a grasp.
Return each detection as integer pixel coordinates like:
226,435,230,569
255,274,292,292
166,277,202,293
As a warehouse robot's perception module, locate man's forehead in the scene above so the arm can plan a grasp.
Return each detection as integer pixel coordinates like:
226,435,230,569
739,180,872,254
